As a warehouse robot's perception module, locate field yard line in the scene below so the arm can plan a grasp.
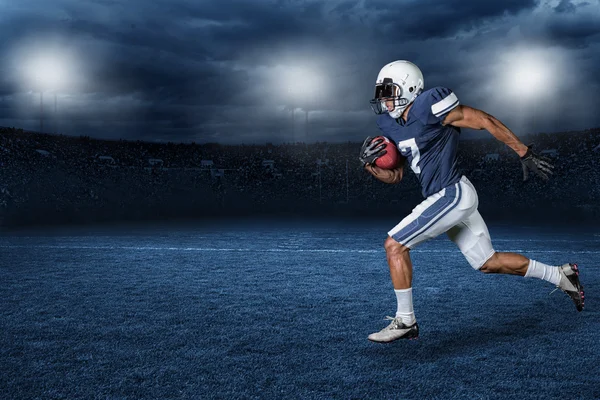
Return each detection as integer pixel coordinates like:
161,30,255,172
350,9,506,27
1,245,600,254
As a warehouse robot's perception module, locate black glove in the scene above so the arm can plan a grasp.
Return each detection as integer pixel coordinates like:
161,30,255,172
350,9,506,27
359,136,387,167
520,145,554,182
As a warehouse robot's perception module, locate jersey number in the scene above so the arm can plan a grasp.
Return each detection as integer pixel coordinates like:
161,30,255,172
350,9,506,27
398,138,421,174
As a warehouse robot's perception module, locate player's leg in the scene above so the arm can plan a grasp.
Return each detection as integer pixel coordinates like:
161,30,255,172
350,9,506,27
481,253,584,311
384,236,415,323
369,177,477,343
446,199,584,311
367,237,419,343
481,252,534,275
384,236,412,289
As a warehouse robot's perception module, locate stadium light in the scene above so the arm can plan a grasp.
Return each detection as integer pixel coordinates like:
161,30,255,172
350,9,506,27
24,54,69,92
499,49,557,100
25,53,70,133
283,65,323,104
275,62,324,143
11,39,79,133
496,47,565,133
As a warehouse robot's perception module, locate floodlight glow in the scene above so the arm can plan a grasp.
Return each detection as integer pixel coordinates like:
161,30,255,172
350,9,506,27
284,65,322,101
25,54,68,91
268,61,325,106
512,61,546,90
499,49,558,100
509,57,551,96
8,36,87,134
10,37,82,93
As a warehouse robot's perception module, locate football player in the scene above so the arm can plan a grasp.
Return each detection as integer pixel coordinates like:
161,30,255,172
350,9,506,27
359,60,584,343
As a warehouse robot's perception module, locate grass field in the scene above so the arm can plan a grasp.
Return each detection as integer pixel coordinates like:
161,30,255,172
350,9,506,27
1,219,598,399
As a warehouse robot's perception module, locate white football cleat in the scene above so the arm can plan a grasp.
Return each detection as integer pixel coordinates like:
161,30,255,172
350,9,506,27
368,317,419,343
556,263,585,312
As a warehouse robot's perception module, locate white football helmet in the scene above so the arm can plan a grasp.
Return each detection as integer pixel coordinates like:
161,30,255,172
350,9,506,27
370,60,424,119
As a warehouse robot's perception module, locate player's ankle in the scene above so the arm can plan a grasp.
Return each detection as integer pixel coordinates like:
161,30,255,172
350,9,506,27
395,312,416,326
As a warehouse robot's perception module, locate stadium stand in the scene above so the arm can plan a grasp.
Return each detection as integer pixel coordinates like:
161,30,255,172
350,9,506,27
0,126,598,227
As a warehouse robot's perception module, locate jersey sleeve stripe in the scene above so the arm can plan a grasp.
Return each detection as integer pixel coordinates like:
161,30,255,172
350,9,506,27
434,98,459,117
431,92,459,117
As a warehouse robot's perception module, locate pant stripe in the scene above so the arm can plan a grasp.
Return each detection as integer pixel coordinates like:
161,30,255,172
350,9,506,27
396,182,462,247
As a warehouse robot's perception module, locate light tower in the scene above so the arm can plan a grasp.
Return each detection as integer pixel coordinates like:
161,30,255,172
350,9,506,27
27,56,67,133
19,47,73,134
283,64,323,143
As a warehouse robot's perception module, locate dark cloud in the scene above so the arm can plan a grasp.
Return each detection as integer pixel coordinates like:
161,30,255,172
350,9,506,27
368,0,539,40
0,0,599,144
542,15,600,48
554,0,577,13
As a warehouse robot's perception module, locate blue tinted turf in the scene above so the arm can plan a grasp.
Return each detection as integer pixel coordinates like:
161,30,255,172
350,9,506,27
1,219,599,399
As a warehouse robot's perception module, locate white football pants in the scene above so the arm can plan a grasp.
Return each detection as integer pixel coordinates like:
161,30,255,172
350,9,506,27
388,175,495,269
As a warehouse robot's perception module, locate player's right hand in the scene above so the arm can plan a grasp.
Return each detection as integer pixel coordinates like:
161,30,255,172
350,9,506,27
359,136,387,167
520,145,554,182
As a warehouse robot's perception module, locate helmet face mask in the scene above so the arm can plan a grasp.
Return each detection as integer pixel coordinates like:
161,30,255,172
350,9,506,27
370,61,424,119
369,80,409,116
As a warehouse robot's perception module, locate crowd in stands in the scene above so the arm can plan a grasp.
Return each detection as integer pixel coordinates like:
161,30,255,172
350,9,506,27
0,126,598,227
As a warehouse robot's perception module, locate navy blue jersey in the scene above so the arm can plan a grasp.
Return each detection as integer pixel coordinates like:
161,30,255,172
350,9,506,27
376,86,462,198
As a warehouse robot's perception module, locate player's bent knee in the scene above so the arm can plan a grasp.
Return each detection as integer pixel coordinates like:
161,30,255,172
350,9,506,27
458,240,496,271
479,263,493,273
384,236,409,255
479,252,500,273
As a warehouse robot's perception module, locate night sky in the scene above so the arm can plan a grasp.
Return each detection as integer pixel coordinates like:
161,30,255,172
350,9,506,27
0,0,599,144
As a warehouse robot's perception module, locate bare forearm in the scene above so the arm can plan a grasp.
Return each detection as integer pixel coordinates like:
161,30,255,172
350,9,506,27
446,106,529,157
365,164,403,184
482,114,528,157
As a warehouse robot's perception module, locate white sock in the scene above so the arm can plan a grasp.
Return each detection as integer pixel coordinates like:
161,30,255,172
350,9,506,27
524,259,561,285
394,288,416,325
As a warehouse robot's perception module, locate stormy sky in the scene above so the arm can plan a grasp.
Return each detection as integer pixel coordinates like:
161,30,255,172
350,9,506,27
0,0,599,144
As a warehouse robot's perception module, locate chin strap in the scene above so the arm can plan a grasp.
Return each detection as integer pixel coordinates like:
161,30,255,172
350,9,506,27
391,88,422,118
388,108,405,119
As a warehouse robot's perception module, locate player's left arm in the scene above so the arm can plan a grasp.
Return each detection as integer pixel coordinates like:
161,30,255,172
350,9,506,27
442,105,528,157
442,105,554,181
